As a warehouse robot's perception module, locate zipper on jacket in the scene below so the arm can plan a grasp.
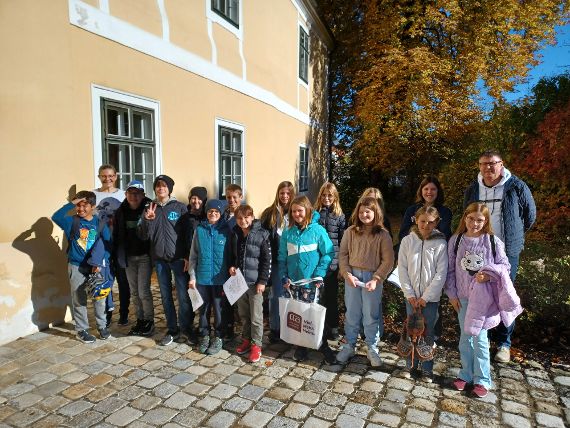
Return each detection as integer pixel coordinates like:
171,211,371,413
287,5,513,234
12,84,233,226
419,239,424,298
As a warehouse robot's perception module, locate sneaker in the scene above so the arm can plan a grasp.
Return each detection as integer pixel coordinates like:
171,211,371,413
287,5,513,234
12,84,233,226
401,367,412,379
176,332,189,344
198,336,210,354
223,325,235,341
128,319,144,336
453,378,468,391
421,371,433,383
327,328,341,341
159,334,174,346
336,345,356,364
268,330,281,344
293,346,309,362
237,339,251,355
105,311,113,328
494,346,511,363
98,328,111,340
206,337,223,355
118,313,129,326
77,329,96,343
321,346,337,365
367,347,382,367
472,384,488,398
248,344,262,363
139,320,155,337
187,330,199,346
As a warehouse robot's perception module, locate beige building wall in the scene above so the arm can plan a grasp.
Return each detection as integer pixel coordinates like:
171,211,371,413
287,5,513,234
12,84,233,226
0,0,332,344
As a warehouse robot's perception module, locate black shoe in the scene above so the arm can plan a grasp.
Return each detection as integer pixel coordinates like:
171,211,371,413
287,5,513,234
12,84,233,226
293,346,308,362
128,319,144,336
118,313,129,326
140,320,155,337
223,325,235,341
327,328,341,341
77,329,96,343
98,328,111,340
187,330,199,346
106,311,113,328
321,346,337,365
269,330,281,344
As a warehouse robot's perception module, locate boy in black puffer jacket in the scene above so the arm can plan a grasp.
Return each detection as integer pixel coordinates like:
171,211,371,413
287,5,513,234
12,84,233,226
229,205,271,362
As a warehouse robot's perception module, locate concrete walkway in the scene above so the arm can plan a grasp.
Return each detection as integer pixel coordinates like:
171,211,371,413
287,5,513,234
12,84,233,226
1,292,569,427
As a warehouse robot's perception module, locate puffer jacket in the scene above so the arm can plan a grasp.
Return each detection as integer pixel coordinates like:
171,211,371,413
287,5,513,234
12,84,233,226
188,219,231,285
137,197,188,262
230,220,272,286
278,211,334,281
464,173,536,257
114,197,152,268
463,263,523,336
398,227,448,303
317,207,346,271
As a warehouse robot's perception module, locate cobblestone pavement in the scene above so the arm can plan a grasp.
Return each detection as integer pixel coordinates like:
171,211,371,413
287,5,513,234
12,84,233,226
1,287,569,427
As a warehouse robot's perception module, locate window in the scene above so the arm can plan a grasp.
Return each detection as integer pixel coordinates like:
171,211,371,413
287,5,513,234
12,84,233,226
299,146,309,192
299,26,309,83
101,100,156,194
212,0,239,28
218,126,243,198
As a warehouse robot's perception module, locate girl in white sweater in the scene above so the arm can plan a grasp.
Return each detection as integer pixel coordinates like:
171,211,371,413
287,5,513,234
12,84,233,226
398,206,448,382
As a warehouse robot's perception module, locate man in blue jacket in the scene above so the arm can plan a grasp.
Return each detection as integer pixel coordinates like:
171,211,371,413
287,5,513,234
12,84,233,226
464,149,536,363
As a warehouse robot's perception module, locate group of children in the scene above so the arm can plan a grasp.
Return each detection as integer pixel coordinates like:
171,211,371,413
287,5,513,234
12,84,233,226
52,169,521,398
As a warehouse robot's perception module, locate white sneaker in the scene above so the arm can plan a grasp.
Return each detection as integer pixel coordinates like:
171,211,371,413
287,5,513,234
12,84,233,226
367,347,382,367
336,345,355,363
495,346,511,363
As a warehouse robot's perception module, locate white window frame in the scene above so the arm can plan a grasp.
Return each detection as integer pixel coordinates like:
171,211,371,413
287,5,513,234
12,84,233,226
206,0,243,39
298,143,309,193
298,22,310,88
214,118,246,199
91,84,162,189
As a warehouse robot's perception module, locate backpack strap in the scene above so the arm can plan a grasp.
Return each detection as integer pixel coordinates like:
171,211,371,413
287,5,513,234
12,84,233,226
453,233,463,256
490,234,496,259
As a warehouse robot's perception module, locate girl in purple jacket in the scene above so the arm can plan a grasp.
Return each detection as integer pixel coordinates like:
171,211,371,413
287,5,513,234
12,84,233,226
445,203,512,398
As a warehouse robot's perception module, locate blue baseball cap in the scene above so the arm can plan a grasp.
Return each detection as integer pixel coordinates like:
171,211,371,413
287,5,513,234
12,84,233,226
126,180,145,191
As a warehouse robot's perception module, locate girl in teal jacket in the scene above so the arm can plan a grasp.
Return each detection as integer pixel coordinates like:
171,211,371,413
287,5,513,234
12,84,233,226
278,196,336,364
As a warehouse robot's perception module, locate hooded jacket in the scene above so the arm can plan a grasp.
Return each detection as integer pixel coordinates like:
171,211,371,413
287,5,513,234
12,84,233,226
113,197,152,268
137,197,188,262
230,220,272,286
463,263,523,336
317,207,346,271
464,168,536,257
398,227,448,303
188,219,231,285
399,203,453,242
278,211,334,282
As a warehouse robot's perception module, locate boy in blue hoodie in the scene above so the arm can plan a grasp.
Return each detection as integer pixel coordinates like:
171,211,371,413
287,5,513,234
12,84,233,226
52,191,112,343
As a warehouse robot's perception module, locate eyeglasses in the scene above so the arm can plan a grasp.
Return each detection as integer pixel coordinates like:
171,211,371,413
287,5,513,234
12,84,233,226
98,174,116,179
478,161,502,167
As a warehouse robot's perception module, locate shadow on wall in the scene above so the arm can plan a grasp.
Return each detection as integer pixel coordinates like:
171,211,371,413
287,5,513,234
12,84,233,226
11,217,70,330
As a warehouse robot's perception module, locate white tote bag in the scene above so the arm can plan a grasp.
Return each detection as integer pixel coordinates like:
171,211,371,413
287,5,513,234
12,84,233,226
279,290,326,350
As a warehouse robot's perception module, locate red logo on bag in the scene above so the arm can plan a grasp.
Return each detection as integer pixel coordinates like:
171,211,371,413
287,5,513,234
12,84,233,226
287,312,302,332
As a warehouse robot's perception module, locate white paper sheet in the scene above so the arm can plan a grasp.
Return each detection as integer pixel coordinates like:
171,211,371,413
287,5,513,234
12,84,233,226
223,268,249,305
188,286,204,311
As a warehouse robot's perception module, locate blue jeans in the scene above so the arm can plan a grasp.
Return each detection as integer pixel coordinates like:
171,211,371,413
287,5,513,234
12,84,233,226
344,268,383,350
155,259,192,335
197,285,223,337
269,266,283,331
458,298,492,389
405,301,438,373
489,253,519,349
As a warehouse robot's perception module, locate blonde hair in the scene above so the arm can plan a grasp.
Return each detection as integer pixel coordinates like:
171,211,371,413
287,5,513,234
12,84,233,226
289,196,314,230
260,181,295,229
360,187,386,213
314,182,343,216
414,206,441,222
350,196,385,234
455,203,494,236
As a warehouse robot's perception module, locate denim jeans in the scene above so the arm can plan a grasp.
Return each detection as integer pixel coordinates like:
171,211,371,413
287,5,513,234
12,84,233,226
405,301,438,373
155,259,192,335
458,298,492,389
269,266,283,331
125,254,154,321
344,268,383,350
197,285,223,337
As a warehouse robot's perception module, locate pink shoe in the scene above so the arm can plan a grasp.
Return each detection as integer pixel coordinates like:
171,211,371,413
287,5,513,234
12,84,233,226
472,384,488,398
248,344,262,363
236,339,251,355
453,378,468,391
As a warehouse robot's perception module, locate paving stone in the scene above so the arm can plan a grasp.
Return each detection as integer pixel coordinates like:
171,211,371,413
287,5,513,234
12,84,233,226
524,368,550,380
58,400,94,417
198,372,227,386
117,385,146,401
205,410,236,427
137,376,164,389
501,399,531,417
293,390,320,405
238,384,266,401
60,370,90,384
252,375,278,388
28,372,57,386
195,396,223,411
378,399,405,414
173,407,208,427
344,402,372,419
364,371,390,383
553,376,570,387
87,385,116,402
153,382,180,398
8,392,43,409
313,403,340,421
440,398,468,415
105,406,143,426
499,368,524,380
438,411,467,427
2,382,34,397
267,416,300,428
85,373,114,386
169,372,197,386
332,381,354,395
281,376,305,390
164,391,197,409
239,410,274,428
409,398,436,412
256,397,286,415
359,380,384,393
335,414,365,428
311,370,337,383
93,397,129,414
470,400,499,418
5,407,46,426
384,388,408,403
302,416,331,428
183,382,210,396
530,388,559,403
38,395,70,412
225,373,252,387
502,412,532,428
268,387,296,401
284,402,311,420
369,412,400,427
535,412,566,428
222,396,253,413
536,400,563,415
387,377,414,391
526,377,555,390
34,413,68,428
209,383,238,399
266,366,291,378
406,407,434,426
140,406,179,425
131,394,163,411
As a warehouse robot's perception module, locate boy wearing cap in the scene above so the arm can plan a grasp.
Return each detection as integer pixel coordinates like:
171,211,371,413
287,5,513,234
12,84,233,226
114,181,154,336
188,199,231,355
138,175,193,346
